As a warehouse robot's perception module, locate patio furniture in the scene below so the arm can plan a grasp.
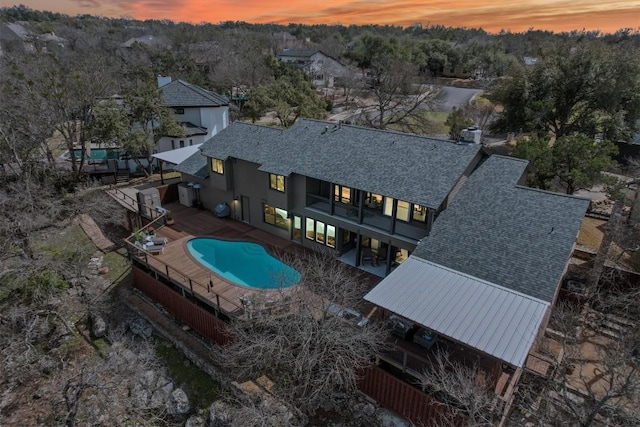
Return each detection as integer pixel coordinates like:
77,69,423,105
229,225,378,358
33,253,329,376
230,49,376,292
413,327,437,349
145,235,168,245
361,247,379,266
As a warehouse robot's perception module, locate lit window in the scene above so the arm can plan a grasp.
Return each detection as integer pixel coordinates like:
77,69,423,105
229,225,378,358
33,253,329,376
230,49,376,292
396,200,410,222
316,221,325,244
264,204,288,230
306,218,315,240
334,185,351,204
269,174,285,192
326,225,336,248
412,204,427,222
383,197,394,217
211,158,224,174
365,193,383,210
293,216,302,240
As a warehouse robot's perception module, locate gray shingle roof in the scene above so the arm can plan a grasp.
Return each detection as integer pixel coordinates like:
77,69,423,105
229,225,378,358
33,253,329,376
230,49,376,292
277,49,320,58
174,150,209,179
161,80,229,108
412,155,590,302
199,119,481,209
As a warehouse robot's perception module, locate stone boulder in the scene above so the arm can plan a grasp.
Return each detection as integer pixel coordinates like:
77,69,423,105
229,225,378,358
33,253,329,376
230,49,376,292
128,317,153,338
167,388,190,417
90,313,107,338
209,401,231,427
184,415,205,427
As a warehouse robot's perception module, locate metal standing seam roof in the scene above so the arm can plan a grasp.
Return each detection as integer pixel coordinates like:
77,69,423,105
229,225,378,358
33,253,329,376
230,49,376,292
412,155,590,302
198,119,481,209
161,79,229,107
364,256,549,367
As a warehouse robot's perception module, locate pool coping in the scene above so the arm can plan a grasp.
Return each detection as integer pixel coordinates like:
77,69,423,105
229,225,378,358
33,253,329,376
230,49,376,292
182,235,302,293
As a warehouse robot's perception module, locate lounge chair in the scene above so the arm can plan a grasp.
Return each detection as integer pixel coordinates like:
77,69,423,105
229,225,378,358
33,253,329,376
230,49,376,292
145,235,168,245
134,240,164,254
143,242,164,254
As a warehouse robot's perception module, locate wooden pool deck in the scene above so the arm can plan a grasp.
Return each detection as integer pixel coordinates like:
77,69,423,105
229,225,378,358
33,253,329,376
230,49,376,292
130,202,318,317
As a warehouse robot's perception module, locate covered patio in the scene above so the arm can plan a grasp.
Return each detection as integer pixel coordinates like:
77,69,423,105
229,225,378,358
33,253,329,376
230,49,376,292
364,256,550,412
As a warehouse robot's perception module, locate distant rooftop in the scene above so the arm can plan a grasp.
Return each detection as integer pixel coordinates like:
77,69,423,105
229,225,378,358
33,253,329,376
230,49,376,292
161,79,229,108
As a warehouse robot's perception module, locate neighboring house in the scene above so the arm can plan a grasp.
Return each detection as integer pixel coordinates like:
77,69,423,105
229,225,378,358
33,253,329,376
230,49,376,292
277,49,349,87
0,21,66,53
157,77,230,153
171,119,589,421
121,35,165,49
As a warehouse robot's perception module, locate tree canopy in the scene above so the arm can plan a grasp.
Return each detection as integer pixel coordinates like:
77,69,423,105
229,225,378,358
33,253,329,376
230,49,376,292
489,42,640,141
513,134,618,194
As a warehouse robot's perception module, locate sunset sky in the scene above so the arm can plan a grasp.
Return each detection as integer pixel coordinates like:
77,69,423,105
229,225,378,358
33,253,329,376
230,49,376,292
8,0,640,33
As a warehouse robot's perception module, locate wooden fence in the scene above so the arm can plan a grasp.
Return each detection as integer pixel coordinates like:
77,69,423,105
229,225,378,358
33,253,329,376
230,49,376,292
133,267,231,346
358,365,465,426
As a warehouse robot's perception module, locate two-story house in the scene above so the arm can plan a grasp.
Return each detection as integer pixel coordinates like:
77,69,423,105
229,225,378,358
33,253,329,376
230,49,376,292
277,49,350,87
163,118,590,423
176,119,484,276
156,76,229,153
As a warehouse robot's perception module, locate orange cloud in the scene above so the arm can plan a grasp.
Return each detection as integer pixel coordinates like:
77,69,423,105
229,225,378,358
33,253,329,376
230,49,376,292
11,0,640,33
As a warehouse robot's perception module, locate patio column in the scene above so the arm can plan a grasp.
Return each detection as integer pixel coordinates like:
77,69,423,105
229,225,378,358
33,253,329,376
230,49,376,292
357,190,364,224
355,230,362,267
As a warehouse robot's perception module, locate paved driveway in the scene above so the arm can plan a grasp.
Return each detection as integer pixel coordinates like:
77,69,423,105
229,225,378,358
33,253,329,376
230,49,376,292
437,86,483,112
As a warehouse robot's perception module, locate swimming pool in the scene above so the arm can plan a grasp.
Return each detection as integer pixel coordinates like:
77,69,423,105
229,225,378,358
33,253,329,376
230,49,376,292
63,148,121,161
187,238,301,289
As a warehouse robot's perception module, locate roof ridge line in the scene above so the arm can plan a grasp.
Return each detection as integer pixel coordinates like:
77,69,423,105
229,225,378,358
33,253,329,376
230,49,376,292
410,256,550,305
514,185,592,202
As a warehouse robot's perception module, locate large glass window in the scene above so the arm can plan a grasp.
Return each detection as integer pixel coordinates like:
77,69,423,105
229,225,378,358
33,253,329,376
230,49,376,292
365,193,383,210
306,218,315,240
305,218,337,248
293,216,302,240
413,204,427,222
316,221,325,244
326,225,336,248
211,158,224,174
334,185,351,204
269,174,285,192
383,197,394,217
264,204,288,230
396,200,410,222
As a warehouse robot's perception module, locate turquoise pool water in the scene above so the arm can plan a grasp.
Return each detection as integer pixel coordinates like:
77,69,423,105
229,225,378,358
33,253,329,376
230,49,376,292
64,148,120,161
187,238,301,289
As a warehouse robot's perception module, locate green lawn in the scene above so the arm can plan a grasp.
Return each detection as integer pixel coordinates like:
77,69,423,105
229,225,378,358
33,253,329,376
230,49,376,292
387,111,450,135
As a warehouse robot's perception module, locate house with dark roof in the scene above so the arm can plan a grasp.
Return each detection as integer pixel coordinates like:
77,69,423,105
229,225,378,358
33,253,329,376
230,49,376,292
277,49,349,87
156,76,229,153
176,119,483,273
170,119,589,421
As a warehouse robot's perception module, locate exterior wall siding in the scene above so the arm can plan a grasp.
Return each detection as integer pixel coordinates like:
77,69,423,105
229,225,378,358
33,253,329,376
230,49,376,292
132,267,231,346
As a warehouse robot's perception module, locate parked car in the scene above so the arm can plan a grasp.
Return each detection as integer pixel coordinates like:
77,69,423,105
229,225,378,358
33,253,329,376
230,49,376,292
326,303,369,328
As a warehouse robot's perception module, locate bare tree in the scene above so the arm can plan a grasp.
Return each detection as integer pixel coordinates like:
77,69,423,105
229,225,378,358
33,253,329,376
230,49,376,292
355,59,443,134
417,351,496,426
225,252,387,416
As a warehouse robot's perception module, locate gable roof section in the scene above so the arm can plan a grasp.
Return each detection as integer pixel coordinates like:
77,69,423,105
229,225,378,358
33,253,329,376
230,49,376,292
412,155,590,302
174,150,209,179
277,49,320,58
364,257,549,367
199,119,481,209
161,80,229,108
